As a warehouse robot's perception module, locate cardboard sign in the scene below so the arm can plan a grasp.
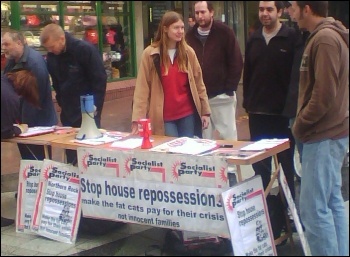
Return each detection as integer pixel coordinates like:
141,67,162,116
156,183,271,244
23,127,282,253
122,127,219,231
16,160,43,234
221,176,277,256
31,160,81,244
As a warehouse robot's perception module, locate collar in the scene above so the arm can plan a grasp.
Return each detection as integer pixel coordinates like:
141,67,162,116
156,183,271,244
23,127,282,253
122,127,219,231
251,23,290,40
11,45,30,71
149,46,161,57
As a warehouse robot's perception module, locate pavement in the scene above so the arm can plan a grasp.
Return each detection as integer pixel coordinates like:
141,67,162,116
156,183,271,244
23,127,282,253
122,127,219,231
1,85,349,256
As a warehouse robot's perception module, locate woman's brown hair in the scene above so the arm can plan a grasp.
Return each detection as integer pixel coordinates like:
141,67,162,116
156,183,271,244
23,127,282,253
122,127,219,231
152,11,188,75
6,70,41,108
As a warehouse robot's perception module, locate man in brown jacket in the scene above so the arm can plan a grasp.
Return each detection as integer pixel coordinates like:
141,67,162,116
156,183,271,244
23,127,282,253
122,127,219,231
291,1,349,256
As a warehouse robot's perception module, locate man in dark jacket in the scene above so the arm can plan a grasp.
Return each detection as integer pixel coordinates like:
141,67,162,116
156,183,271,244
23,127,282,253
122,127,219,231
282,1,310,180
40,23,107,165
243,1,298,200
2,29,58,161
186,1,243,140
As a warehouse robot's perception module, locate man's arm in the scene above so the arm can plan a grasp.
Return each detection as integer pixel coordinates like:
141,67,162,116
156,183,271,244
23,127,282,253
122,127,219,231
242,41,252,111
225,29,243,95
80,45,107,121
293,40,340,135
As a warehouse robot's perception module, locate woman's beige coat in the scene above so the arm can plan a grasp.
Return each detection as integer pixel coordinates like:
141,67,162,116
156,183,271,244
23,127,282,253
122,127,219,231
132,45,211,136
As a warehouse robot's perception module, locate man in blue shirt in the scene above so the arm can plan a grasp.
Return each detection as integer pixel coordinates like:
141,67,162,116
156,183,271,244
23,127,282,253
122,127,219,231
2,29,58,161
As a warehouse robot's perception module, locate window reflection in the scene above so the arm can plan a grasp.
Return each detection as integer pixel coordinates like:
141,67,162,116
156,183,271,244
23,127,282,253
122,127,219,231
101,1,130,79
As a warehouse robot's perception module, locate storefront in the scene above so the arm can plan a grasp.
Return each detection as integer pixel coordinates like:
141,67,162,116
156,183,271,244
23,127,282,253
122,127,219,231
2,1,348,84
1,1,137,82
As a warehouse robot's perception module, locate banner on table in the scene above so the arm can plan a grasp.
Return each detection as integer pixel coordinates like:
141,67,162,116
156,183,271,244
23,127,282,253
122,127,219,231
80,174,230,237
16,160,43,234
77,147,229,188
31,159,81,244
77,147,128,178
221,175,277,256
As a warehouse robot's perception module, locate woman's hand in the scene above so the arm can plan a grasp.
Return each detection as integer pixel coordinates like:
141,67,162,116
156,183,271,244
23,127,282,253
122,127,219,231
201,116,210,130
131,121,139,135
13,123,29,135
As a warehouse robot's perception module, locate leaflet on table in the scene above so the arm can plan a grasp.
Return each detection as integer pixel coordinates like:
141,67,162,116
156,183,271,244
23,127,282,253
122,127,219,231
199,148,265,159
110,137,154,149
240,138,289,152
18,126,55,137
71,131,130,145
71,134,121,145
150,137,218,155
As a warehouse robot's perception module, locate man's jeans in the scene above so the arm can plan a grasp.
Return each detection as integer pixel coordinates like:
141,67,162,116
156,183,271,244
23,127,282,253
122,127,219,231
300,137,349,256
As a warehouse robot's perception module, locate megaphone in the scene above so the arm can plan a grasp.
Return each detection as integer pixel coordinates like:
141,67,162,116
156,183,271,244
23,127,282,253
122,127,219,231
76,95,103,140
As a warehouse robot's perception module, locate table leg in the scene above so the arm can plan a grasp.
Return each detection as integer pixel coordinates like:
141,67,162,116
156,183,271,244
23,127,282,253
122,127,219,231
44,145,49,159
268,154,294,249
62,150,67,163
236,165,243,182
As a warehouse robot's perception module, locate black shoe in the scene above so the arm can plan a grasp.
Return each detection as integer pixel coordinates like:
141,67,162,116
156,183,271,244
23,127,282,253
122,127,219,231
288,219,305,233
15,192,18,199
1,216,14,227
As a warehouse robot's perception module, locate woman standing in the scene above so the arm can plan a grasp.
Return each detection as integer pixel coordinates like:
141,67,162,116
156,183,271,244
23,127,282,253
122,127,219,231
131,11,211,138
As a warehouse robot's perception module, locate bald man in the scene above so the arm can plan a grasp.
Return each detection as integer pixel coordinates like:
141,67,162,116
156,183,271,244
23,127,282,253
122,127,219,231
40,24,107,165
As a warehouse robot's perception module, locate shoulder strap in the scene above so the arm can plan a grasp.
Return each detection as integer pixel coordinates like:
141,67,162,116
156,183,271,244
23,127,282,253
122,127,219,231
152,54,162,81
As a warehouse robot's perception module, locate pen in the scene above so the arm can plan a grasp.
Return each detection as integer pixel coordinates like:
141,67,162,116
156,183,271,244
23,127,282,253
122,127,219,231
220,144,233,148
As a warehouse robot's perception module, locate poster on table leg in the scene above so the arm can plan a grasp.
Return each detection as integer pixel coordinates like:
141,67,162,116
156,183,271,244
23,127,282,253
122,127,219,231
221,175,277,256
279,167,311,256
31,159,81,244
16,160,43,234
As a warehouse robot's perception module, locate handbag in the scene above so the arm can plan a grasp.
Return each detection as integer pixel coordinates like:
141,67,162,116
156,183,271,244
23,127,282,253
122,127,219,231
23,31,41,47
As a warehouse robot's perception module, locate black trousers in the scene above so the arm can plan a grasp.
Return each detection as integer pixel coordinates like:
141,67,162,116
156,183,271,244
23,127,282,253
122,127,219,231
17,143,52,160
248,113,296,200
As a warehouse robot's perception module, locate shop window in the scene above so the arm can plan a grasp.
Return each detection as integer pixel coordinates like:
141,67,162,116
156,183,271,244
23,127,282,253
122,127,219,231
19,1,59,56
1,1,11,70
63,1,97,41
101,1,131,80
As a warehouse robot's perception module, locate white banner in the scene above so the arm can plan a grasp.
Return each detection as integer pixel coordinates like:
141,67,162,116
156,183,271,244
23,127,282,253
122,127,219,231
77,147,229,188
80,175,230,237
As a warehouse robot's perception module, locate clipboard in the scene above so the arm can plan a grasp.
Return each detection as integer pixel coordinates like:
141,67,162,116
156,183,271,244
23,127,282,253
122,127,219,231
18,127,55,137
